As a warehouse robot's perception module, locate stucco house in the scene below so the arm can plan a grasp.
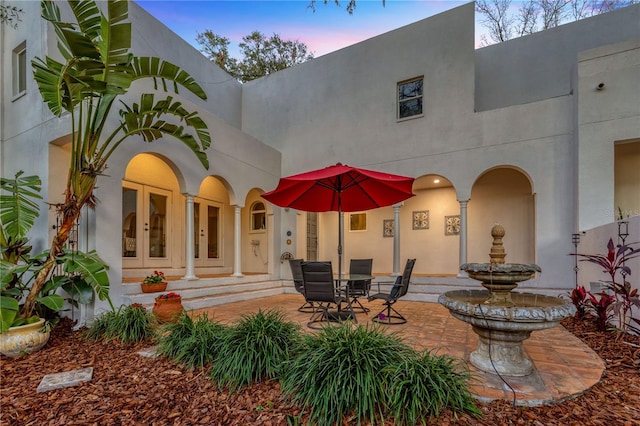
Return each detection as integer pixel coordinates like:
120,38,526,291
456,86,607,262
1,1,638,320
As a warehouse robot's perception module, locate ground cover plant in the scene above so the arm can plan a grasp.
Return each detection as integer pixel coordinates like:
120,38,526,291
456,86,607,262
156,312,226,368
209,309,302,392
84,303,156,344
280,323,479,425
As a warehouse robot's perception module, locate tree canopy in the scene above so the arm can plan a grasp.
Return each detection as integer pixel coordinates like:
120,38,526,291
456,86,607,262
0,4,23,28
476,0,639,45
197,29,314,83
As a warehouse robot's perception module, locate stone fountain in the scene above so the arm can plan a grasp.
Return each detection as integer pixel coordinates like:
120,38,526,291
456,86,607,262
438,224,575,376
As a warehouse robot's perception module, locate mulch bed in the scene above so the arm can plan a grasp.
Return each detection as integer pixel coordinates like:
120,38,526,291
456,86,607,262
1,316,639,426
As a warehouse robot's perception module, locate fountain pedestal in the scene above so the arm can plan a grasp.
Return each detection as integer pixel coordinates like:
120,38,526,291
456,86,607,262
471,326,533,376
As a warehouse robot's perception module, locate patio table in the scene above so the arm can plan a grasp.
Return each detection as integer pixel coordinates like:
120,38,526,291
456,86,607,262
330,274,375,323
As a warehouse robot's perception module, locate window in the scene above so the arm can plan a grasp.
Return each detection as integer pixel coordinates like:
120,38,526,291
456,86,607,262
349,213,367,231
250,202,266,231
12,41,27,98
397,77,423,120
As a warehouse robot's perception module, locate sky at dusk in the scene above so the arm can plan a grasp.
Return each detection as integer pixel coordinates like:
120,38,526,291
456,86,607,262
135,0,481,59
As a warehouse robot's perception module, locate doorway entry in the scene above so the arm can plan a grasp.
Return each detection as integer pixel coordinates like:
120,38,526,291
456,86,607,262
122,182,173,268
193,198,223,267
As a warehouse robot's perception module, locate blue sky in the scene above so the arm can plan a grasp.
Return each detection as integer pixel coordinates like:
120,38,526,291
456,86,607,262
136,0,478,58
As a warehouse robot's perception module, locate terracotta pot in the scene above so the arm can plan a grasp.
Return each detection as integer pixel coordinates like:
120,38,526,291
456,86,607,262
141,281,168,293
0,318,50,357
152,297,184,323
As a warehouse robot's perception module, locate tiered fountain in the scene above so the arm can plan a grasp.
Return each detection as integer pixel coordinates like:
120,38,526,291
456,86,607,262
438,224,575,376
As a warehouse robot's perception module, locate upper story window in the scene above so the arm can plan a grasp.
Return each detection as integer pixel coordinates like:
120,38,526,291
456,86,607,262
12,41,27,99
250,201,266,231
397,77,423,120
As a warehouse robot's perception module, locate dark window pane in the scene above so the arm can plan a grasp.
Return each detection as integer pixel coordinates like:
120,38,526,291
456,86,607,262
399,98,423,118
398,79,423,100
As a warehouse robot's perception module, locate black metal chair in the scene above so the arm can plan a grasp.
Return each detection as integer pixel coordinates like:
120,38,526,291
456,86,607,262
301,261,352,329
346,258,373,313
289,259,315,313
368,258,416,324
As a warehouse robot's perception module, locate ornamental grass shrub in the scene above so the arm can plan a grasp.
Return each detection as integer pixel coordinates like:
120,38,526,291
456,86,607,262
84,303,156,344
209,309,302,392
156,312,226,368
280,323,413,426
385,349,481,424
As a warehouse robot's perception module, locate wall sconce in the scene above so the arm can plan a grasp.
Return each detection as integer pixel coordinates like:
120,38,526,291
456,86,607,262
596,82,605,91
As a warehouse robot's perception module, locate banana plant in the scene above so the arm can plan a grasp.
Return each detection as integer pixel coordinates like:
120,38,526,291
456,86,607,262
19,0,211,320
0,172,114,332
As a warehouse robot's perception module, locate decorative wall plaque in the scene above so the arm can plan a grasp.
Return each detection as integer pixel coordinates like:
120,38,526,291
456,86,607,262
383,219,394,237
412,210,429,230
445,215,461,236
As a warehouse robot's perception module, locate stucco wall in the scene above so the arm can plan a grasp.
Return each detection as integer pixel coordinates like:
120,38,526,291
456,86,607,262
475,4,640,111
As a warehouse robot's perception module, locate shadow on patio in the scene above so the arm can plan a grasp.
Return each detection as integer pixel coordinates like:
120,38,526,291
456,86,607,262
192,294,604,407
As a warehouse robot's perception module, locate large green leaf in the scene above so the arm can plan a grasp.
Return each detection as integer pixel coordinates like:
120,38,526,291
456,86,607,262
36,294,65,312
131,57,208,100
116,95,210,169
68,0,103,41
0,172,42,240
0,297,20,333
58,250,112,307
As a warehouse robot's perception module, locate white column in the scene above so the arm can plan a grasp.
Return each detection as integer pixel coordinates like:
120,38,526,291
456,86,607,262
458,200,469,278
392,203,403,276
232,205,244,277
182,194,198,280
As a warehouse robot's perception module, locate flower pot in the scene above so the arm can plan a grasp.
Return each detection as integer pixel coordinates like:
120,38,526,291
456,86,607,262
0,318,50,357
152,297,184,323
141,281,168,293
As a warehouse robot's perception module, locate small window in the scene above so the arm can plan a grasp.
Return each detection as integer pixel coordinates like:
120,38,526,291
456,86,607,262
251,201,266,231
349,213,367,231
397,77,423,120
12,41,27,98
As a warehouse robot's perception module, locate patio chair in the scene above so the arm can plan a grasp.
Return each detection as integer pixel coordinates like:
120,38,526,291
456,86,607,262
289,259,314,313
368,258,416,324
346,258,373,313
301,261,352,329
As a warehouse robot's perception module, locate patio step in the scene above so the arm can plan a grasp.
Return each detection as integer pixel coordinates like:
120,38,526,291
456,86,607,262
121,275,285,310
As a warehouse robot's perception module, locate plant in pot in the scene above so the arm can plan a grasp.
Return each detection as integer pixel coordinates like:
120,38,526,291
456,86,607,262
6,0,210,353
152,292,184,323
141,270,167,293
0,172,113,356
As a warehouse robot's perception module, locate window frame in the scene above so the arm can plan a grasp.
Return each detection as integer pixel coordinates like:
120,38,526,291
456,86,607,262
12,41,27,100
397,76,424,121
250,201,267,232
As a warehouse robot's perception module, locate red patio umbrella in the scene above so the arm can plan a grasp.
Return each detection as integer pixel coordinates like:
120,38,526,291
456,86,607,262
262,163,415,276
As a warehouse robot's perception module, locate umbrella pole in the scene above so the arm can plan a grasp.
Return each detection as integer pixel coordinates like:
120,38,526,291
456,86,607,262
338,210,344,278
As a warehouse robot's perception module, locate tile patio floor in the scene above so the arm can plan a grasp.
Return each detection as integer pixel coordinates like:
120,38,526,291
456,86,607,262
192,294,604,407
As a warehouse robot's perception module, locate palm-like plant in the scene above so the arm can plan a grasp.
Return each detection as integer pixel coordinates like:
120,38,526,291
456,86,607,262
19,0,210,320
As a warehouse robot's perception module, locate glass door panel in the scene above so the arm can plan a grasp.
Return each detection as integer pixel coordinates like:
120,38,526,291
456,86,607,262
122,187,138,258
148,193,167,258
194,198,222,267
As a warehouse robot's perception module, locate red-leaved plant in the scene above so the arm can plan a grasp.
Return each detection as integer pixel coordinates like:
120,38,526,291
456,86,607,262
570,286,588,319
587,292,616,331
573,238,640,334
157,292,181,300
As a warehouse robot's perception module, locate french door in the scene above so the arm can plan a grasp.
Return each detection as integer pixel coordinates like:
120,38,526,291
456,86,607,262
122,182,172,268
193,198,223,267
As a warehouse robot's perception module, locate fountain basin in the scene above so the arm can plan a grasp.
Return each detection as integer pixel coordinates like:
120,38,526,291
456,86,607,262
439,290,576,376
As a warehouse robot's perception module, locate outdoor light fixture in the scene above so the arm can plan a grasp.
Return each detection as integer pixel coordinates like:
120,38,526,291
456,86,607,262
596,82,605,91
618,221,629,240
572,233,580,288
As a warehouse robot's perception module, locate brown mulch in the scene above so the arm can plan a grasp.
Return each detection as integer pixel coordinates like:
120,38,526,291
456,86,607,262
1,316,639,426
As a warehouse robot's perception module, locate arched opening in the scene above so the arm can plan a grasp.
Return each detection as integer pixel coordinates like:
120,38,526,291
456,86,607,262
243,189,269,273
468,167,535,264
615,140,640,219
194,176,232,271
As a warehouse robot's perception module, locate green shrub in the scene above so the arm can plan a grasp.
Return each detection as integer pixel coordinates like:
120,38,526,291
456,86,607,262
385,349,481,424
209,309,301,391
280,323,412,426
157,313,226,368
84,303,156,344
